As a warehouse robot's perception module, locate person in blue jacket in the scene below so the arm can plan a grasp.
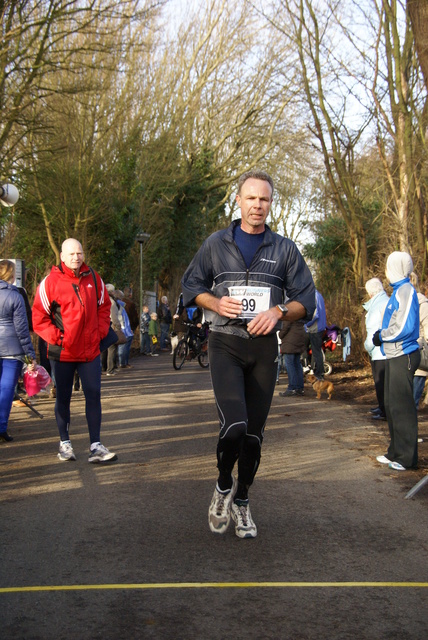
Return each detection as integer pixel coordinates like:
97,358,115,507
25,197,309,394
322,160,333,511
304,289,327,380
373,252,420,471
0,260,36,442
115,290,134,368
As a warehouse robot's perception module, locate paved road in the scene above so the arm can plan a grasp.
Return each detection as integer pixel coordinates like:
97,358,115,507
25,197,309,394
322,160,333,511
1,352,427,640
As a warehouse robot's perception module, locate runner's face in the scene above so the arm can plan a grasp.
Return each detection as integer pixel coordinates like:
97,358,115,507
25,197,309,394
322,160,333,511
236,178,273,234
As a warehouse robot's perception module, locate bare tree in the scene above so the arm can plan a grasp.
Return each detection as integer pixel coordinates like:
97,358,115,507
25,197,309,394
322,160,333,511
408,0,428,90
133,0,313,237
0,0,159,179
7,1,164,264
368,0,428,265
260,0,375,289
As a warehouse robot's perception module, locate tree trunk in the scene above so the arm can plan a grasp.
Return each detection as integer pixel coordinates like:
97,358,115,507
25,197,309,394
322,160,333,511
408,0,428,90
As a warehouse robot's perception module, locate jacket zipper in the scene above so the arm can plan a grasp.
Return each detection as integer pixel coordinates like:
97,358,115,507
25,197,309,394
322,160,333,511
72,283,84,307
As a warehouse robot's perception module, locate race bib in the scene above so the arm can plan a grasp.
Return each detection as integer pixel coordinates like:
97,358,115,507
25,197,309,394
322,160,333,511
228,286,271,319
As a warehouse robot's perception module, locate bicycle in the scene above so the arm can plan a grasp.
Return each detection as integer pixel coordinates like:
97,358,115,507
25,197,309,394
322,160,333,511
300,324,343,377
173,321,210,370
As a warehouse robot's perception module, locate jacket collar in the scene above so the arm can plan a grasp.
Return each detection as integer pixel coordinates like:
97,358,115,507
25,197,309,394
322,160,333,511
57,261,90,278
362,290,388,311
226,218,274,243
390,277,410,290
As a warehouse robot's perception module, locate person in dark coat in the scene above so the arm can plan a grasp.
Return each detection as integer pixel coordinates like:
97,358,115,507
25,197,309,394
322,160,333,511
0,260,36,442
278,319,306,397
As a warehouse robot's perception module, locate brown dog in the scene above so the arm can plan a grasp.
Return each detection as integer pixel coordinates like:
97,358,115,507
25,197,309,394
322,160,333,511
306,374,334,400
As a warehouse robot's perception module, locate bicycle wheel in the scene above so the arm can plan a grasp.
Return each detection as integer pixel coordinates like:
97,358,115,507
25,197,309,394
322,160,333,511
173,340,189,370
324,361,333,376
198,350,209,368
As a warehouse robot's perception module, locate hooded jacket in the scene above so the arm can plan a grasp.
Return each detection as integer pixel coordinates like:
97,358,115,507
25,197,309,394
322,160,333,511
0,280,36,359
363,290,389,360
181,220,315,338
32,262,111,362
380,252,419,358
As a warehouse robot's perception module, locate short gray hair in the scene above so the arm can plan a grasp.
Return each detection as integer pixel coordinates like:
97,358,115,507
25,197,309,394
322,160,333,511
237,170,274,195
365,278,384,296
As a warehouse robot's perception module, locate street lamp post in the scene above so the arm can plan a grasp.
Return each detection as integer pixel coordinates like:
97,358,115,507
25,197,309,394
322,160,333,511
136,232,150,322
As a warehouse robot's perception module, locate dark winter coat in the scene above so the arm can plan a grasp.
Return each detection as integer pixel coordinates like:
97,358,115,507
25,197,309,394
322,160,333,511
279,320,306,354
0,280,35,359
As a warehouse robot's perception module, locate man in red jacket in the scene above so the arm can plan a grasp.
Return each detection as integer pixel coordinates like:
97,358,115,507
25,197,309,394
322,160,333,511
32,238,117,463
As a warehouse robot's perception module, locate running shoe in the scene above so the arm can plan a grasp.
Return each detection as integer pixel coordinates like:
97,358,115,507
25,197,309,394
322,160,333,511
208,477,236,534
88,443,117,463
376,455,391,464
388,461,406,471
58,440,76,461
231,499,257,539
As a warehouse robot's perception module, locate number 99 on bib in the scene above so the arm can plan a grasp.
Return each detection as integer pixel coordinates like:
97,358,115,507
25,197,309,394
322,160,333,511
228,286,271,319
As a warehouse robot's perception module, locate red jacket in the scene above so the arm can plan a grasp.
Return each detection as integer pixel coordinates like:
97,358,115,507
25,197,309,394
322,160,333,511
32,262,111,362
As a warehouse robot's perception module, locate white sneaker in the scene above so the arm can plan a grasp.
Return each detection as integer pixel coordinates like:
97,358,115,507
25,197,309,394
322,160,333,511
376,455,391,464
388,461,406,471
88,443,117,463
208,477,236,534
58,440,76,461
231,500,257,538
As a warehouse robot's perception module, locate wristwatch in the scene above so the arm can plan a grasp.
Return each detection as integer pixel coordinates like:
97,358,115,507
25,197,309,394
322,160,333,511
276,304,288,317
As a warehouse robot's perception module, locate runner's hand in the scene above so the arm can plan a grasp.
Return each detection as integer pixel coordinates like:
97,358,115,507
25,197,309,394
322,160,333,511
216,296,243,318
247,308,280,336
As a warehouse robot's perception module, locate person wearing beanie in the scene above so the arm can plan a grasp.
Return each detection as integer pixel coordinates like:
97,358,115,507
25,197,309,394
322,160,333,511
363,278,389,420
373,252,420,471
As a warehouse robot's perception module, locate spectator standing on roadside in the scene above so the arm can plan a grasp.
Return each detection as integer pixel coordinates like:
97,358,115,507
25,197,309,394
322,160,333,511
0,260,36,442
304,289,327,380
363,278,389,420
158,296,172,351
374,252,420,471
140,305,151,355
102,284,120,376
409,272,428,409
115,290,134,368
148,312,159,357
123,286,139,334
278,319,306,397
32,238,117,463
181,169,315,539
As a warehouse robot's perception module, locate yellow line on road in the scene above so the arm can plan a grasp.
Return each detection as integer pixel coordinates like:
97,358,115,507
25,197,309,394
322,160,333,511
1,582,428,593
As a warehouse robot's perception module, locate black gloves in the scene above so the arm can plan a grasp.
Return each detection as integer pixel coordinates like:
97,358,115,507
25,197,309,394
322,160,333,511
372,330,382,347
